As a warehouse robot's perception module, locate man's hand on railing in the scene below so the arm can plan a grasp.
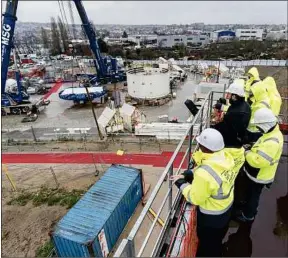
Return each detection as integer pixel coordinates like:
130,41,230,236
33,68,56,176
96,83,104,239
169,169,194,189
218,97,227,105
173,177,187,189
243,144,252,151
182,169,194,184
169,174,184,183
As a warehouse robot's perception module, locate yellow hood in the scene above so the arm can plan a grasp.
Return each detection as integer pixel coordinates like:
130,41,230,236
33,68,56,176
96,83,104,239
247,67,260,81
263,76,277,92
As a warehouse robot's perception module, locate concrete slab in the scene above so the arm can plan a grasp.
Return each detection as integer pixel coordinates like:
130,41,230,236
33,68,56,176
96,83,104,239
2,74,201,133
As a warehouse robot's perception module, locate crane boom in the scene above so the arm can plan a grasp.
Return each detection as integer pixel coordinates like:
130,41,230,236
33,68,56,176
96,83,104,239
1,0,19,93
1,0,50,115
72,0,106,79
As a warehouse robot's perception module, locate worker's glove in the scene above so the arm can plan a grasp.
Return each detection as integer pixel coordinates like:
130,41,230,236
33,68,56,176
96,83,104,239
181,170,194,184
214,103,222,110
218,97,227,105
243,144,252,151
174,178,187,189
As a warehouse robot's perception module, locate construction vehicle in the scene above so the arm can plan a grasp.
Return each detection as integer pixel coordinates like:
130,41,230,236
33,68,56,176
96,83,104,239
1,0,50,115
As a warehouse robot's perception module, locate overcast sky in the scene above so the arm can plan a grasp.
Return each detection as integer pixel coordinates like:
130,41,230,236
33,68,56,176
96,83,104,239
2,1,287,25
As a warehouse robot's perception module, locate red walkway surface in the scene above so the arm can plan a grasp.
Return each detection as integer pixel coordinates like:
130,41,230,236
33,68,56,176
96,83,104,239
2,152,187,168
44,81,63,99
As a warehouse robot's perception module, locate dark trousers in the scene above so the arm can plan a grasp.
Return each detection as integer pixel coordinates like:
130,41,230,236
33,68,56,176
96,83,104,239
234,168,247,210
242,174,264,219
196,224,229,257
196,208,231,257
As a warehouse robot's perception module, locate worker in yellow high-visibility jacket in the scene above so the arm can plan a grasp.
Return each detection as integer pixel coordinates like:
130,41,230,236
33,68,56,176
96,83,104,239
246,80,271,143
263,76,282,117
236,108,284,223
245,67,261,101
171,128,235,257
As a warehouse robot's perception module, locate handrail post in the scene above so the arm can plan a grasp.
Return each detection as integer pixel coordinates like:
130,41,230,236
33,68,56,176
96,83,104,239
187,125,194,170
168,163,173,215
223,83,227,98
200,104,204,133
126,239,135,257
208,91,214,127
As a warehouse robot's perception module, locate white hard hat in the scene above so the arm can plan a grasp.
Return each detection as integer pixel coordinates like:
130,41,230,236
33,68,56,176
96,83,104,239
196,128,224,152
226,79,245,97
252,108,277,124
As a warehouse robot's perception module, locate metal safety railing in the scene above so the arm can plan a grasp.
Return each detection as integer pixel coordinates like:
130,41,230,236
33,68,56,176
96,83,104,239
114,91,219,257
131,59,288,67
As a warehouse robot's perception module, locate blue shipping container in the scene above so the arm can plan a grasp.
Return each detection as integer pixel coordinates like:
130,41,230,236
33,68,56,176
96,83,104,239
52,165,143,257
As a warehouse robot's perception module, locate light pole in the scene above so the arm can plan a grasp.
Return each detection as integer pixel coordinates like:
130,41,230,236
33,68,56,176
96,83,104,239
83,81,104,140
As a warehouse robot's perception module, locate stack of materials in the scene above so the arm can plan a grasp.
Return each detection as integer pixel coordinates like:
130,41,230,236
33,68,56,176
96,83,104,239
135,122,200,140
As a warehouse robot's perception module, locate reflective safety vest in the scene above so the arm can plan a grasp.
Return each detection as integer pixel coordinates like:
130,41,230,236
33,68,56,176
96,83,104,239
248,81,271,132
248,100,271,132
225,147,245,175
245,125,283,184
221,103,230,113
181,149,235,215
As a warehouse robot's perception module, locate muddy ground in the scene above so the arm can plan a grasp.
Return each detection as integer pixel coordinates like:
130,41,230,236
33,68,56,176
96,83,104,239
2,137,183,154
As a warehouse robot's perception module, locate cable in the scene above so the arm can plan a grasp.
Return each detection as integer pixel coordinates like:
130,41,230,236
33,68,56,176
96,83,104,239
57,1,65,28
67,1,77,40
61,1,72,38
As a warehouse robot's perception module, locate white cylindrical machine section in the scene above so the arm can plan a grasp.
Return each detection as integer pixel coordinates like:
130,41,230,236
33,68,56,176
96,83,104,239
127,67,170,99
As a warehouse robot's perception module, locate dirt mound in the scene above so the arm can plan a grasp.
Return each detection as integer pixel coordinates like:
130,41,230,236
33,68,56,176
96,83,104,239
1,203,67,257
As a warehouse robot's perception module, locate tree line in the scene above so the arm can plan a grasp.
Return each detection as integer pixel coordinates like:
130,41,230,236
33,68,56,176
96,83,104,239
40,16,70,56
37,22,287,61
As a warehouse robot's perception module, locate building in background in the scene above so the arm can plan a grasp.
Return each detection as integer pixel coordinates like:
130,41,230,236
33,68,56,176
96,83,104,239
235,29,264,41
157,35,187,48
266,29,287,41
211,30,236,42
157,34,210,48
186,33,210,47
104,35,157,46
